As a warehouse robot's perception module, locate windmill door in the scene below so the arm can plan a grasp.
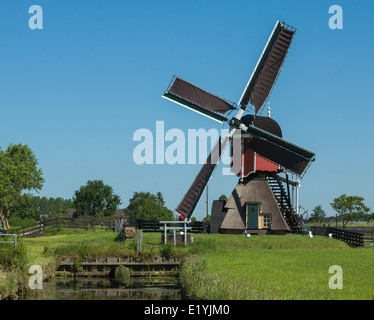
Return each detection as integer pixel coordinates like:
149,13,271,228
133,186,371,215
246,203,259,229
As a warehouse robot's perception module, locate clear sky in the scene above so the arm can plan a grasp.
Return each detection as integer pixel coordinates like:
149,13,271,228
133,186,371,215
1,0,374,220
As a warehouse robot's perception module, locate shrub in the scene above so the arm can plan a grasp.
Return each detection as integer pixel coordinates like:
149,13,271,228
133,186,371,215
0,241,28,272
159,243,174,259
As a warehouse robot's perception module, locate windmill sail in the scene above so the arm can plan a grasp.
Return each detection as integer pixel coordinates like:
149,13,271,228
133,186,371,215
163,76,236,123
238,21,296,113
247,138,311,176
245,123,315,160
175,135,230,220
244,123,315,176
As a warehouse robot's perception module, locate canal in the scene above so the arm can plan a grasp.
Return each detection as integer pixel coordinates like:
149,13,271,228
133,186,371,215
18,276,182,300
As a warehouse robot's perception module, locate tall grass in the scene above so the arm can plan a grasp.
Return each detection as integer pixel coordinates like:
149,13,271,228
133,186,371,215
42,240,135,260
180,254,280,300
0,241,29,298
179,234,374,300
0,241,28,272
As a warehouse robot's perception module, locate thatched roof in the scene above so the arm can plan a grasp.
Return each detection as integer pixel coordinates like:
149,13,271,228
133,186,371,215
220,176,290,231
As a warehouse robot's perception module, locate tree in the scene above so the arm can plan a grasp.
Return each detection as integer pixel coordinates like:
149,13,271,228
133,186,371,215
127,191,174,221
156,192,165,207
368,213,374,223
0,144,44,230
310,205,326,224
219,194,228,202
73,180,121,217
330,194,370,228
31,196,73,219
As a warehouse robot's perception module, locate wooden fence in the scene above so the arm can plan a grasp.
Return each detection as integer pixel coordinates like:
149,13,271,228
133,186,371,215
11,218,116,238
10,218,205,238
46,217,115,230
136,220,204,233
11,223,46,238
342,227,374,247
308,226,328,236
12,217,371,245
296,225,374,247
326,227,365,247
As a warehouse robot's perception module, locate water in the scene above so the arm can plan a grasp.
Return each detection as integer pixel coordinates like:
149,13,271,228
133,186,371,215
19,277,182,300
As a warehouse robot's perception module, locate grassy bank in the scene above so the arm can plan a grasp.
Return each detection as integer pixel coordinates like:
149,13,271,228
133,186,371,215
1,228,184,299
180,234,374,300
2,229,374,300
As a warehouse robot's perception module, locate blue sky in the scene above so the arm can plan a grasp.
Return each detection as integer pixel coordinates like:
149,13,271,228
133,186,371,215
1,0,374,220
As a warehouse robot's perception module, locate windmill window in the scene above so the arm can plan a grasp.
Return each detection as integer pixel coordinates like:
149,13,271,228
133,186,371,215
263,215,272,228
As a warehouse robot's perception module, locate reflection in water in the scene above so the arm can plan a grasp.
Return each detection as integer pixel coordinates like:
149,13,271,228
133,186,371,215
21,277,182,300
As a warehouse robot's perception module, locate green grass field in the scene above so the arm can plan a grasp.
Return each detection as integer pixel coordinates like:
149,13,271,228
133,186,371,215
19,229,374,300
180,234,374,300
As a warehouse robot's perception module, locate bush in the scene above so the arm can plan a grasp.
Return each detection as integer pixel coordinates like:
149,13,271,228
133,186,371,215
8,215,37,229
159,243,174,259
0,241,28,272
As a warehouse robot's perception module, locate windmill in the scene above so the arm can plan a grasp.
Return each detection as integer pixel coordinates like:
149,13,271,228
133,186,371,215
162,21,315,233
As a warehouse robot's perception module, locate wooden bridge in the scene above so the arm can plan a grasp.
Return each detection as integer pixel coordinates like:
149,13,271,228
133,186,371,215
56,256,180,277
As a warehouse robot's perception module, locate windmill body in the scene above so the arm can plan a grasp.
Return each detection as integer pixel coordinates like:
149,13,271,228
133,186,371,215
162,21,315,234
232,114,281,178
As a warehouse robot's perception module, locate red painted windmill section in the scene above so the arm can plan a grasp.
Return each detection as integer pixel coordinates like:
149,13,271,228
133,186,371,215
254,153,279,172
231,139,279,177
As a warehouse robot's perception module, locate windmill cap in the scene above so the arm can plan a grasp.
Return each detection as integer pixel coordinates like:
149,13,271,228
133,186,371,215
241,114,282,138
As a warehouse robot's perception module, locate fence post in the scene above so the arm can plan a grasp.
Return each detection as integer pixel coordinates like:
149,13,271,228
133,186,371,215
164,223,167,245
136,230,143,253
184,222,187,245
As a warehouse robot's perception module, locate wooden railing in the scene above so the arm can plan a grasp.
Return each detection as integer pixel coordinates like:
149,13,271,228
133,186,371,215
11,218,116,238
326,227,364,247
46,217,114,230
10,218,206,238
11,223,46,238
343,227,374,247
136,220,204,233
303,226,373,247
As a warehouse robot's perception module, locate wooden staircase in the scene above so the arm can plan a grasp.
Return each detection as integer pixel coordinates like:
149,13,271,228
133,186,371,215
266,173,300,229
